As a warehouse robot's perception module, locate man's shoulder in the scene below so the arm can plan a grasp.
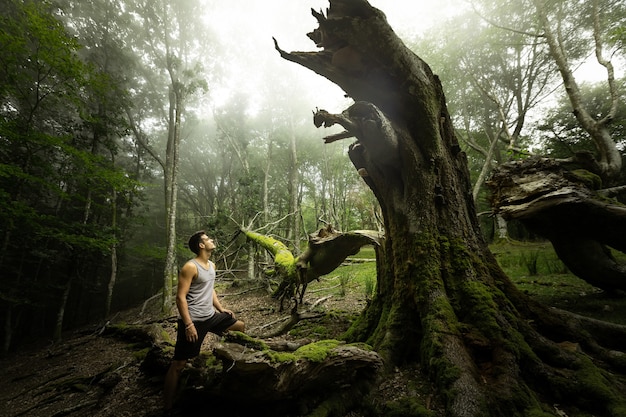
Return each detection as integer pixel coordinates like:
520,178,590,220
180,259,199,275
182,258,198,267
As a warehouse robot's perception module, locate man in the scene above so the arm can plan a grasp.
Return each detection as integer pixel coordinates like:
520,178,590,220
163,230,245,412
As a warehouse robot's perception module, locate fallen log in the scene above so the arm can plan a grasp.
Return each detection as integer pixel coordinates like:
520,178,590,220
212,337,383,414
487,157,626,291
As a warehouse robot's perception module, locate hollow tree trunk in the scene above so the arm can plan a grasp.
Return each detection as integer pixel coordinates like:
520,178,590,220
275,1,626,416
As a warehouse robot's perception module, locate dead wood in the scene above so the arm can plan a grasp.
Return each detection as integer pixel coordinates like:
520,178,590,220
488,157,626,291
212,339,383,414
244,225,381,309
253,308,326,338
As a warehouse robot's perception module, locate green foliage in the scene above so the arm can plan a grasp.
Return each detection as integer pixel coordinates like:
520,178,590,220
520,251,540,276
364,275,376,300
0,0,144,350
339,273,350,297
537,80,626,160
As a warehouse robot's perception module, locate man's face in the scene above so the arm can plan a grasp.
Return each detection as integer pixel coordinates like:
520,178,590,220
201,235,216,251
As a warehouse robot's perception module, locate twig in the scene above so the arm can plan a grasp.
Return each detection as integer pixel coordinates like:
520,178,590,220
308,283,341,294
249,315,291,333
139,293,161,316
311,295,333,308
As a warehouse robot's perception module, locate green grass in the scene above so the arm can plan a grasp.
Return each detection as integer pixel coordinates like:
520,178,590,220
491,241,626,325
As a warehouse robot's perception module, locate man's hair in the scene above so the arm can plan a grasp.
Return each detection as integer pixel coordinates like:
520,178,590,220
188,230,206,255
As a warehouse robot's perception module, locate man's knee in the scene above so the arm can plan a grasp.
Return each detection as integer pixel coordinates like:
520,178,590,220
229,320,245,332
168,359,187,374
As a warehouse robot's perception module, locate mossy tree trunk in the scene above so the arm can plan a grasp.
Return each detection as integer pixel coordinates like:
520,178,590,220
275,1,626,416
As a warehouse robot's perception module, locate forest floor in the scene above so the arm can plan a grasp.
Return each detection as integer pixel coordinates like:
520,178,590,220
0,275,442,417
4,242,625,417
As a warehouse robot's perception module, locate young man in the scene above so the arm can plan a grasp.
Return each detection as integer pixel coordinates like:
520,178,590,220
163,230,245,412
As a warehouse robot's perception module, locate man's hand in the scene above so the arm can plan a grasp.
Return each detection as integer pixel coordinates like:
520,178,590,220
185,323,198,342
221,308,234,317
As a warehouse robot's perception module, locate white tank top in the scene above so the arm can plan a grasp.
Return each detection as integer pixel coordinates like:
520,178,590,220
185,259,216,321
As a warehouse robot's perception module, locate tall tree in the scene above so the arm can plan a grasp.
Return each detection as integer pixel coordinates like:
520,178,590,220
275,1,626,416
123,0,209,313
56,0,139,321
535,0,623,182
475,0,624,183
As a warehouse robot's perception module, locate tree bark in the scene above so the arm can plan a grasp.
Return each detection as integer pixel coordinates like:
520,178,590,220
275,1,626,416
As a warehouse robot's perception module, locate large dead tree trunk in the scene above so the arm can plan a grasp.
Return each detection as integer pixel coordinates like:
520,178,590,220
275,1,626,416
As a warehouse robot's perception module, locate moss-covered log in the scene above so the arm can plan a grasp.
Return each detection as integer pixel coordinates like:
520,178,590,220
211,336,383,416
275,1,626,416
243,225,380,307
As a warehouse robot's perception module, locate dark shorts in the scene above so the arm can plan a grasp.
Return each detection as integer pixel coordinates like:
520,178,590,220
173,312,237,360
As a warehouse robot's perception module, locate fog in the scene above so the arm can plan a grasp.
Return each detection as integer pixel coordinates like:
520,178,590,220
203,1,468,117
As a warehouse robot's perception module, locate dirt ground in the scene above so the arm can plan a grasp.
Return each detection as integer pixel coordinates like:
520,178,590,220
0,278,439,417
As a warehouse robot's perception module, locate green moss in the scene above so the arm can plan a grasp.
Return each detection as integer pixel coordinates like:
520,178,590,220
199,351,219,368
311,325,329,337
542,354,626,415
294,340,342,362
460,280,500,338
161,329,173,344
383,397,435,417
575,356,625,411
244,230,297,276
275,250,296,275
570,169,602,189
132,347,151,361
264,339,353,364
228,331,269,351
267,351,297,363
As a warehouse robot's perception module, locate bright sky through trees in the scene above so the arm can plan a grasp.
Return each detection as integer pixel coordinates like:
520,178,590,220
201,0,619,121
202,1,467,113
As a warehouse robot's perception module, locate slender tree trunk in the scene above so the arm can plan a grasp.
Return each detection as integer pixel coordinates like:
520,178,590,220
105,193,118,319
248,242,256,280
262,138,273,265
471,127,501,202
533,0,621,181
53,276,72,342
287,120,300,252
495,213,508,241
162,85,183,314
